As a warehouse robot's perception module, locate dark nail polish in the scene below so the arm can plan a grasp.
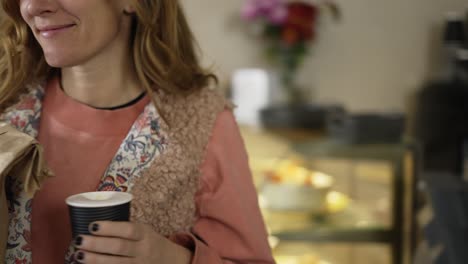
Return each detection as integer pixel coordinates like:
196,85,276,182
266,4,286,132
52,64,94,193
91,223,99,232
74,236,83,246
76,252,84,261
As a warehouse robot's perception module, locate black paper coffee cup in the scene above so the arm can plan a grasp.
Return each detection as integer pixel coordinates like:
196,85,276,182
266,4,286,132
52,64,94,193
66,191,133,238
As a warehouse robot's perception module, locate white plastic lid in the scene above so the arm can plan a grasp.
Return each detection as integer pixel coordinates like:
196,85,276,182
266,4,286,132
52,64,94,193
66,191,133,208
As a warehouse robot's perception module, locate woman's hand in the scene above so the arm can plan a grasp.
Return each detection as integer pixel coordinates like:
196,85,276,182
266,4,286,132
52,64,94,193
74,221,193,264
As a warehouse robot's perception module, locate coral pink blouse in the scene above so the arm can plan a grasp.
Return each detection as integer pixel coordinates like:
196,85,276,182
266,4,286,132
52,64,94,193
31,79,275,264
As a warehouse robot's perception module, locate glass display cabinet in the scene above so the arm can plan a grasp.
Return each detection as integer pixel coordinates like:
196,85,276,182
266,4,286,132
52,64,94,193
240,127,417,264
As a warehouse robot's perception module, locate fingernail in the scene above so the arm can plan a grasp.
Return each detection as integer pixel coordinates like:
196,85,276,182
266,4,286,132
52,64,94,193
91,223,99,232
74,236,83,246
76,251,85,261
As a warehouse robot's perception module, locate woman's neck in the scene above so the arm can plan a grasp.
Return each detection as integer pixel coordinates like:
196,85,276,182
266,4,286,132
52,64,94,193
60,24,143,109
60,62,142,108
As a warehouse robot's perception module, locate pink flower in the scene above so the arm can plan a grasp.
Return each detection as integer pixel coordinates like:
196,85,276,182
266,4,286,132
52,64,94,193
267,5,287,24
241,0,286,23
257,0,279,12
241,0,261,20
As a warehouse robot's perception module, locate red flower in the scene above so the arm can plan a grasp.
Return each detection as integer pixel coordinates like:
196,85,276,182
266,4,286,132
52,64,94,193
21,230,32,252
98,175,128,192
16,97,36,110
281,2,318,45
116,175,127,185
15,258,27,264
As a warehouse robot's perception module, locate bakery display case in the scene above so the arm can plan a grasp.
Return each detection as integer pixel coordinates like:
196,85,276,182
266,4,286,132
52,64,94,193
241,127,417,264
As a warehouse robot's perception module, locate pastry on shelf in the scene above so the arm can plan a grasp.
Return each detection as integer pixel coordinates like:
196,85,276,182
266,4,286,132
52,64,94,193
259,159,334,213
265,159,333,187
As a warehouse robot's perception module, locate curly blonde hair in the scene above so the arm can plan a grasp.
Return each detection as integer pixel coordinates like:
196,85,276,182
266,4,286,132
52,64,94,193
0,0,216,112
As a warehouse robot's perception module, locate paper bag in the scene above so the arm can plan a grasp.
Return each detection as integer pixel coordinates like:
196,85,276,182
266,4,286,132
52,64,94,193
0,122,52,261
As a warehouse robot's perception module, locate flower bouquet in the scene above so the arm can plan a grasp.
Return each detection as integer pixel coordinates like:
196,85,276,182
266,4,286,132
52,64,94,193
241,0,340,103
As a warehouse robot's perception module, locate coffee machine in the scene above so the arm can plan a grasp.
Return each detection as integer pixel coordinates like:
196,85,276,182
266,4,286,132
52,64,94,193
412,11,468,264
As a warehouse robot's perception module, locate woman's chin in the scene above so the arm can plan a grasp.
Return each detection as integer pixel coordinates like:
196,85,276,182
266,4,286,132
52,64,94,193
43,53,81,68
45,57,70,68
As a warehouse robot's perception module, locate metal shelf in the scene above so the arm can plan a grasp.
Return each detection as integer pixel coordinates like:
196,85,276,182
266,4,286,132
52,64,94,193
293,139,407,161
273,227,393,243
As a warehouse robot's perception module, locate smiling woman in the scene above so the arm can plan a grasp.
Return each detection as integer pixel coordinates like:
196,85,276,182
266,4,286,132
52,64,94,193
0,0,274,264
20,0,126,68
0,0,214,111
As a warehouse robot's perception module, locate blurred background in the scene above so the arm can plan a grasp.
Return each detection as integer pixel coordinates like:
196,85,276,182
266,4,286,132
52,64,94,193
181,1,468,264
